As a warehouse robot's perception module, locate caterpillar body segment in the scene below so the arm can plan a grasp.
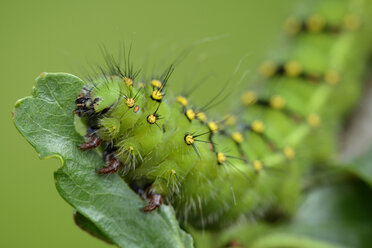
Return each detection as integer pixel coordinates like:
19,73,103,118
73,0,371,230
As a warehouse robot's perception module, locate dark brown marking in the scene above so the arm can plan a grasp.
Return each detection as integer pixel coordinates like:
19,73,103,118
144,193,162,212
98,157,122,174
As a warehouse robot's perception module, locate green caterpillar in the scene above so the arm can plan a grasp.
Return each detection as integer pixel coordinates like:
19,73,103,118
13,0,372,246
72,0,370,230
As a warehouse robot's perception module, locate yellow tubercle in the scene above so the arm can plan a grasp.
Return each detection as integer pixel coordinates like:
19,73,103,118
147,114,157,124
185,135,194,145
196,112,207,123
232,132,244,144
259,61,277,78
306,14,325,32
285,60,303,77
253,160,263,172
217,152,226,165
151,79,162,88
151,90,163,101
224,114,237,126
208,121,219,133
252,120,265,133
283,146,295,160
307,113,321,128
123,77,133,87
269,95,286,110
241,91,258,106
186,109,196,121
176,96,188,107
126,98,135,108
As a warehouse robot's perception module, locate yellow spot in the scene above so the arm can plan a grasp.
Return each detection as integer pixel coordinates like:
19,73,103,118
151,90,163,101
147,114,157,124
269,95,286,110
283,146,295,160
123,77,133,87
151,79,162,88
224,114,237,126
284,17,302,35
126,98,135,108
241,91,258,106
232,132,244,144
196,112,207,123
343,14,361,31
176,96,188,107
253,160,263,172
138,82,145,88
217,152,226,165
325,70,340,85
208,121,219,133
171,169,176,175
128,146,134,151
284,60,303,77
259,61,277,78
252,120,264,133
186,109,196,121
307,113,321,128
185,135,194,145
306,14,325,32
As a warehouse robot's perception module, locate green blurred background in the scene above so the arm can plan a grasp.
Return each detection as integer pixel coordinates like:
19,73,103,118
1,0,306,247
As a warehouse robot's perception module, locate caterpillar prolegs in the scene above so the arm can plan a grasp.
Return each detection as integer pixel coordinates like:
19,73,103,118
72,0,371,231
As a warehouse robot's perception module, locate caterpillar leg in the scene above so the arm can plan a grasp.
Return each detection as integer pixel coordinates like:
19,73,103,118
98,157,122,174
142,162,179,212
79,133,102,150
144,193,162,212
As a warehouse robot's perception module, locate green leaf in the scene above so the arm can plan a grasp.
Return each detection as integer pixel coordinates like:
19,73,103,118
74,211,114,244
13,72,193,248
